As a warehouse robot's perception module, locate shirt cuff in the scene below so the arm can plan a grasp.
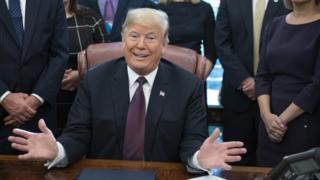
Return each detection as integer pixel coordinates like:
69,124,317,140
44,142,68,169
191,150,214,175
31,93,44,104
0,91,11,103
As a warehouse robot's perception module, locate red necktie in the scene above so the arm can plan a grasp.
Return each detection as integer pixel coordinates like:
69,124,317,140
123,77,147,161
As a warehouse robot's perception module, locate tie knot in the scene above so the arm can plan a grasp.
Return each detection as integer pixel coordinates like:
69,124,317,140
136,77,147,86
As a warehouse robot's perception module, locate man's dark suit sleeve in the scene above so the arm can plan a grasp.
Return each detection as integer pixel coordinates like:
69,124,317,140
215,0,250,89
180,79,208,174
58,75,92,164
0,79,9,97
32,0,68,105
180,79,208,163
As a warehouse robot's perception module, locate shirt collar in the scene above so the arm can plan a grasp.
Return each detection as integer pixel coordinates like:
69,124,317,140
127,66,158,88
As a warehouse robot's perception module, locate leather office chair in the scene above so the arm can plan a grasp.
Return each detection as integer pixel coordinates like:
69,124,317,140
78,42,208,80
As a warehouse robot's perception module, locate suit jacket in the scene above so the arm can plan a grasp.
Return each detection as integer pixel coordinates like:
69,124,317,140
0,0,68,141
58,58,208,165
78,0,155,42
215,0,289,111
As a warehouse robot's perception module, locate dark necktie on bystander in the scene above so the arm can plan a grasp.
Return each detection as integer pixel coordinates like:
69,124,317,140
9,0,24,46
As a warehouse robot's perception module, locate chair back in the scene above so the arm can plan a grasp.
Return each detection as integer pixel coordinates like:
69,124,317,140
78,42,207,80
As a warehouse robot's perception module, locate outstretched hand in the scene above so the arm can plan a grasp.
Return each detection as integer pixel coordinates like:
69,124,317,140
197,128,247,170
8,119,58,161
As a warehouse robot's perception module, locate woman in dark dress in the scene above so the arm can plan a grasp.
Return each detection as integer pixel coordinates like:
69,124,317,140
256,0,320,167
57,0,106,129
157,0,216,76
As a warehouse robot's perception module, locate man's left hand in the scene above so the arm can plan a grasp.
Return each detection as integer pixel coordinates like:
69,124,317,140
197,128,247,170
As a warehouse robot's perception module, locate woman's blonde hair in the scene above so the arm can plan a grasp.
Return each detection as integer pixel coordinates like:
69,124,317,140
283,0,320,10
159,0,200,5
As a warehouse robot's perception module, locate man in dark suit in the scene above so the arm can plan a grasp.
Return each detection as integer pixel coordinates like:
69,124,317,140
78,0,155,42
9,8,246,173
215,0,289,165
0,0,68,154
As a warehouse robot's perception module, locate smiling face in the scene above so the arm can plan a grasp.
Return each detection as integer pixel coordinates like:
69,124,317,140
122,23,167,75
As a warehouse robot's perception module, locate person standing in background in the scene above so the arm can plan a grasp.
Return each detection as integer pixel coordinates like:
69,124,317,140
256,0,320,167
215,0,289,165
0,0,68,153
157,0,216,76
78,0,155,42
56,0,106,130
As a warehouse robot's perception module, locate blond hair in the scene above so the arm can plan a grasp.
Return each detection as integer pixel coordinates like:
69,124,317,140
122,8,169,43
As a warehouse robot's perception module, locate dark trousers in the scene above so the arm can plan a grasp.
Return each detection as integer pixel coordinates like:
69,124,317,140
222,104,260,166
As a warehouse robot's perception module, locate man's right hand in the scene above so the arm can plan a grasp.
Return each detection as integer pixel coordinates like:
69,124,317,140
8,119,58,161
1,93,36,122
241,77,256,101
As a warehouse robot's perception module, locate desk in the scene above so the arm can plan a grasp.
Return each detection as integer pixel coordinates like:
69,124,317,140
0,155,271,180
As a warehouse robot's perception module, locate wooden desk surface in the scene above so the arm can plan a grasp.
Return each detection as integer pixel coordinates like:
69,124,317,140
0,155,271,180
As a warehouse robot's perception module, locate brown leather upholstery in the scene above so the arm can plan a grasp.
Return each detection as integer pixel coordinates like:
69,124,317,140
78,42,208,80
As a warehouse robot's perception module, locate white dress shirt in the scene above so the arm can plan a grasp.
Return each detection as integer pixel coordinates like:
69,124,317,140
127,66,157,110
5,0,26,29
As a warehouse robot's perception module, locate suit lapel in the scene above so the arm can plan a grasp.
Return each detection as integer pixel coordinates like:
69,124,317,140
22,0,41,60
144,62,169,159
0,0,22,47
111,60,130,147
240,0,253,37
110,0,128,38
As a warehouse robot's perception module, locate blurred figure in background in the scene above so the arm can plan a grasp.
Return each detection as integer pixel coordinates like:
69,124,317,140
157,0,216,76
78,0,155,42
57,0,106,129
0,0,68,154
256,0,320,167
215,0,289,165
